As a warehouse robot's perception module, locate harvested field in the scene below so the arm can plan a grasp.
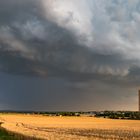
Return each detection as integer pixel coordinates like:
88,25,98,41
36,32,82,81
0,114,140,140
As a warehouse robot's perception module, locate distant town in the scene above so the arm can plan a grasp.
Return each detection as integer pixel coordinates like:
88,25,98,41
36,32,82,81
0,110,140,120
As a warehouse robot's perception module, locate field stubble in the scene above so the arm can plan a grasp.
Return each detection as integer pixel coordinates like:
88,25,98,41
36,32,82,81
0,114,140,140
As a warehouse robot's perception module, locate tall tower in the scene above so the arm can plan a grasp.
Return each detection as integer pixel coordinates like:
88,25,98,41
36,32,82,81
138,90,140,112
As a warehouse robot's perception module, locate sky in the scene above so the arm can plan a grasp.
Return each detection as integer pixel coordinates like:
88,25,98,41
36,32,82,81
0,0,140,111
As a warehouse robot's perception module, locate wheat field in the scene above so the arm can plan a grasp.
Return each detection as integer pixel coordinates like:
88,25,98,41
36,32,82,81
0,114,140,140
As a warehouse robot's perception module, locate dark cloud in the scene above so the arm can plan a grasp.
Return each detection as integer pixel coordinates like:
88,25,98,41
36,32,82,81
0,0,139,78
0,0,139,111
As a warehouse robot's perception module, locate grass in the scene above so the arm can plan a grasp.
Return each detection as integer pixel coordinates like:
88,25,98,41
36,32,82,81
0,127,40,140
0,128,16,140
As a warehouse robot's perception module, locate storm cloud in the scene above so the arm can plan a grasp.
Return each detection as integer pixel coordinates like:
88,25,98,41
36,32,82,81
0,0,140,111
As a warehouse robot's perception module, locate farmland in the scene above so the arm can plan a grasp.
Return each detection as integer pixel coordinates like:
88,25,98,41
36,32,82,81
0,114,140,140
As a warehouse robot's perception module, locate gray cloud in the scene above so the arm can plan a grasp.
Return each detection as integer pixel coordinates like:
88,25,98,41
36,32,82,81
1,0,140,78
0,0,140,111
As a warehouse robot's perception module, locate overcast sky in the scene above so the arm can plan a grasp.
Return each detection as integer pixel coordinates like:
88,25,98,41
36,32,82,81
0,0,140,111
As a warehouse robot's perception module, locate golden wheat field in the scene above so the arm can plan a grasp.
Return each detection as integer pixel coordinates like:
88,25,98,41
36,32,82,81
0,114,140,140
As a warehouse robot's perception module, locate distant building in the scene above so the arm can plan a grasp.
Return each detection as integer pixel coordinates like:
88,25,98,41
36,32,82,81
138,90,140,111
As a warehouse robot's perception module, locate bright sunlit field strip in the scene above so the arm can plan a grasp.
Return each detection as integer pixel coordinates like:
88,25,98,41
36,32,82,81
0,114,140,140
